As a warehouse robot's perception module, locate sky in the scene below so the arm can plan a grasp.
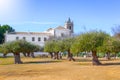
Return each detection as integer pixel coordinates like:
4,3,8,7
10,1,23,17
0,0,120,35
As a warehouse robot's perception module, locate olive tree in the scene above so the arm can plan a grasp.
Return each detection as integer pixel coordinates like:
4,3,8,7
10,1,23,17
0,40,41,64
20,41,41,58
98,37,120,60
44,37,76,61
61,38,75,61
44,40,54,59
112,39,120,58
0,42,11,58
53,40,63,59
71,31,110,65
44,40,62,60
97,34,112,60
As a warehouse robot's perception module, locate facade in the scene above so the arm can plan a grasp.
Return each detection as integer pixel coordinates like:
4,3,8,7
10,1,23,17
5,18,74,46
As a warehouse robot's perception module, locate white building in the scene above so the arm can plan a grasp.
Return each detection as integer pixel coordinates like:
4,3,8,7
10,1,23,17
5,18,74,46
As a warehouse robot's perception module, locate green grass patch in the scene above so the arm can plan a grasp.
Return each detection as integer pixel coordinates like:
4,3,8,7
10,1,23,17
0,57,62,65
0,57,14,65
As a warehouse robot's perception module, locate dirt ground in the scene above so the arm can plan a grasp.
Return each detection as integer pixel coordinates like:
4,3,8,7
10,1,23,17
0,58,120,80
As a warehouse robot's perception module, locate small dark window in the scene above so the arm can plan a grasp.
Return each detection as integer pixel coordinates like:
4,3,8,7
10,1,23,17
38,37,41,41
23,37,26,40
32,37,35,41
69,26,71,30
16,37,19,40
44,37,47,41
61,33,64,37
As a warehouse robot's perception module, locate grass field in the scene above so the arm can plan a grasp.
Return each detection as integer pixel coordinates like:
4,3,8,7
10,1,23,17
0,57,120,80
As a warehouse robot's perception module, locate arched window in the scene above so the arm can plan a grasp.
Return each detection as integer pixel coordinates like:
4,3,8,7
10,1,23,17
69,26,71,30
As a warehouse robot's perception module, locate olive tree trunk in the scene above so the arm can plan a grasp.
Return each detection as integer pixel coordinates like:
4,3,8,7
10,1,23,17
31,52,35,58
106,52,110,60
53,52,59,60
92,51,101,65
23,53,27,57
67,50,75,61
3,54,7,58
113,53,118,59
49,52,53,59
27,52,30,57
13,53,23,64
59,52,62,59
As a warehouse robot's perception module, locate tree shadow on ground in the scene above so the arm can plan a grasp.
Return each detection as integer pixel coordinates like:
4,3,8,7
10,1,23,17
75,58,92,62
102,62,120,66
23,60,62,64
75,58,118,62
75,58,100,62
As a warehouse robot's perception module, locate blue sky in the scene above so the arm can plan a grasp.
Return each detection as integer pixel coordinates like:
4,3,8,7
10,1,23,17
0,0,120,35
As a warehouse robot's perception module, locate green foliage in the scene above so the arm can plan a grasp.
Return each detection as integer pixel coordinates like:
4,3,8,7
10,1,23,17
97,53,105,58
19,40,41,53
44,40,54,52
0,24,15,44
44,37,76,53
53,40,62,52
10,40,22,53
1,24,15,33
61,38,75,52
44,30,120,57
71,31,110,54
70,41,80,54
0,57,14,65
0,40,41,54
0,42,11,54
44,40,62,53
97,33,112,53
112,39,120,53
117,52,120,57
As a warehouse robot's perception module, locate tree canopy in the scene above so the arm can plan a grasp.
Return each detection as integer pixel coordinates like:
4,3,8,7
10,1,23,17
0,24,15,44
71,31,110,65
0,40,41,64
71,31,110,53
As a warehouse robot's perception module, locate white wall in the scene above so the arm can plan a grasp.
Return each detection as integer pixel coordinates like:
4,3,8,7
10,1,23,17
46,29,55,36
5,34,50,46
54,29,70,37
5,28,72,46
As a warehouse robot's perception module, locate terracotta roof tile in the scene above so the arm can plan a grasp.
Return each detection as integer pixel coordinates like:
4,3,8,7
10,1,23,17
55,26,66,30
9,32,52,36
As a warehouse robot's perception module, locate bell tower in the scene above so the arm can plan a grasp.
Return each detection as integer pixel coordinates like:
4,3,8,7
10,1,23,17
64,18,74,33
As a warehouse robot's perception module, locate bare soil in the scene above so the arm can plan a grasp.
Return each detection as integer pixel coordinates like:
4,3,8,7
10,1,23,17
0,58,120,80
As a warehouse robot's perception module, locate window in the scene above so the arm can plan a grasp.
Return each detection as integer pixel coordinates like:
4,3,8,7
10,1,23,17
38,37,41,41
44,37,47,41
23,37,26,40
16,37,19,40
69,26,71,30
32,37,35,41
61,33,64,37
